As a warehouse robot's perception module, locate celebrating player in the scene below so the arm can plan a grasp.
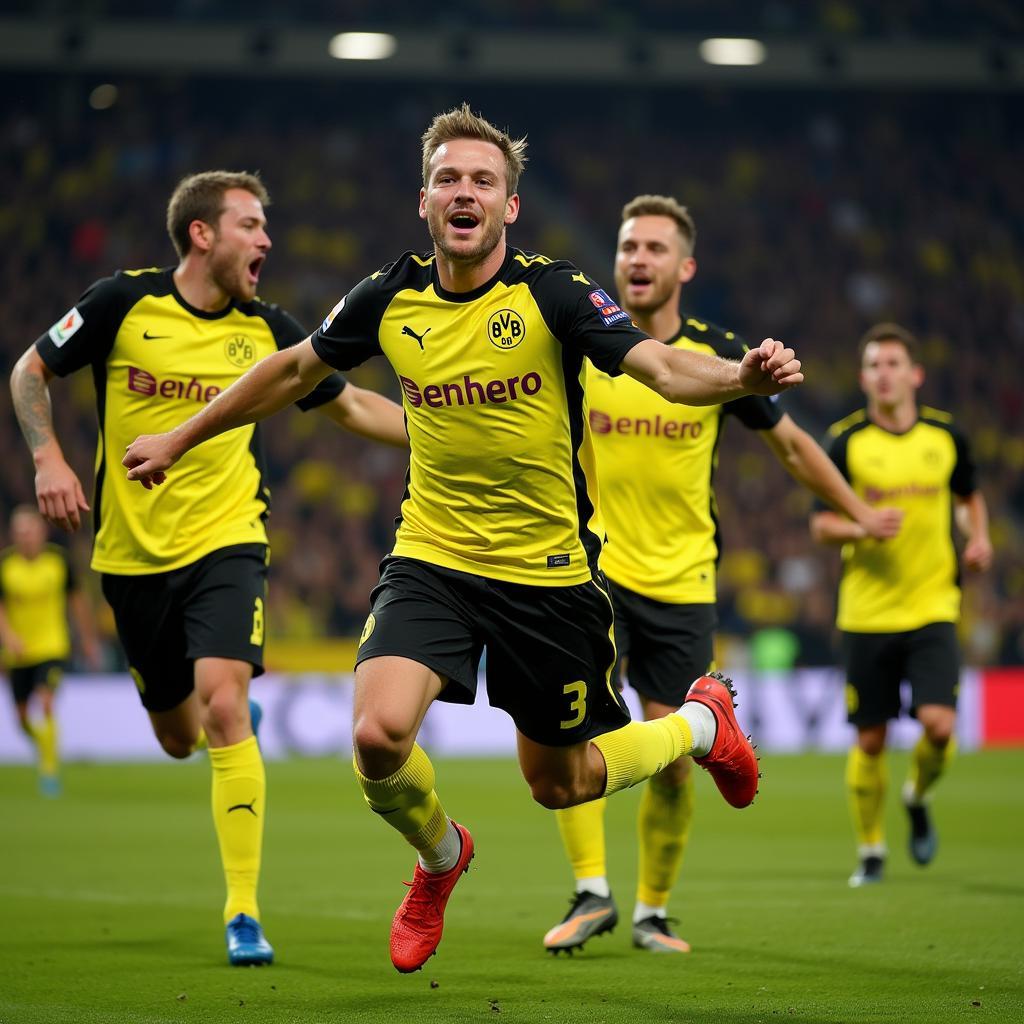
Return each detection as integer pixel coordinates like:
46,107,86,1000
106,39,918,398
121,107,803,974
543,195,903,955
0,506,101,795
811,323,991,886
10,171,407,965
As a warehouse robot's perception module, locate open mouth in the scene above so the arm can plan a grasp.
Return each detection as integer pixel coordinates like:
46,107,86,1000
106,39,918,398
627,273,653,292
449,211,480,233
247,256,265,283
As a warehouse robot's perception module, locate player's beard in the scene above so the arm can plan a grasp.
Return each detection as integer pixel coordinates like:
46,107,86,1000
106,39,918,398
209,243,255,302
428,208,506,268
617,273,677,317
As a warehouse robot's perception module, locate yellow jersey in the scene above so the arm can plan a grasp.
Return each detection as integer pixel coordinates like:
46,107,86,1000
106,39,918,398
36,268,345,574
589,319,781,603
312,248,648,586
823,407,978,632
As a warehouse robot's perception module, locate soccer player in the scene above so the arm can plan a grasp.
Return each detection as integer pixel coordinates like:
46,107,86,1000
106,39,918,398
810,323,992,887
121,106,803,974
0,505,101,795
10,170,408,965
542,195,904,956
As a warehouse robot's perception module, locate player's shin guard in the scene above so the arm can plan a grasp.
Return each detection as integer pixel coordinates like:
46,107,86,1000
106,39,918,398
846,746,887,849
556,798,608,882
636,772,694,908
908,734,955,802
593,718,693,797
210,736,265,924
355,743,451,860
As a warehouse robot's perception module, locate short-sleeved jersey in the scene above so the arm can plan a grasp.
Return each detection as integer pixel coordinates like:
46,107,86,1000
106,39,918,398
822,406,978,632
588,317,781,603
35,268,345,575
0,545,74,667
311,247,647,586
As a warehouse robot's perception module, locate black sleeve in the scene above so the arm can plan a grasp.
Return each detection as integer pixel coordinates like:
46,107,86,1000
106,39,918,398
812,429,851,512
34,276,129,376
262,303,347,412
949,423,978,497
309,272,389,372
700,328,783,431
529,262,648,375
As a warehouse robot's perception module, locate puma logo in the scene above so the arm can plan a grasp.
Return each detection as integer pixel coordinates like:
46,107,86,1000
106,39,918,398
401,325,431,350
227,798,258,816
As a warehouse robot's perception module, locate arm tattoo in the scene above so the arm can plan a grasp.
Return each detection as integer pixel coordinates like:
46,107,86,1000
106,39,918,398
11,362,56,454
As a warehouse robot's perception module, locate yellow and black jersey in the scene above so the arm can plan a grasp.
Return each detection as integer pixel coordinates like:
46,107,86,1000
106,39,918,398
589,317,781,603
823,406,978,632
311,247,648,586
0,544,74,667
35,268,345,575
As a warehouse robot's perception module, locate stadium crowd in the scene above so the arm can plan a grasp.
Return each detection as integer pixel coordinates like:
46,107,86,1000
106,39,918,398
2,78,1021,667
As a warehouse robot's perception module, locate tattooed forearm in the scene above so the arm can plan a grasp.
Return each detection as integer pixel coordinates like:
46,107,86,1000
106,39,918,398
10,354,56,455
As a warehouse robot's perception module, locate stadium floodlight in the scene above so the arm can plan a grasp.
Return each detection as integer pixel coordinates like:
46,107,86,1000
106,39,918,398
699,38,766,66
328,32,397,61
89,84,118,110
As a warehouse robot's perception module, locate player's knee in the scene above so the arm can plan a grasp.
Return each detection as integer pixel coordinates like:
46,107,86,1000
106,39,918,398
199,684,248,736
155,731,195,760
352,714,414,775
924,720,955,747
527,778,583,810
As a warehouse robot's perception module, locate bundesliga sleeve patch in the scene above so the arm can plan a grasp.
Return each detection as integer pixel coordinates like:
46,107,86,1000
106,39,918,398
48,307,83,347
587,289,631,327
320,295,346,333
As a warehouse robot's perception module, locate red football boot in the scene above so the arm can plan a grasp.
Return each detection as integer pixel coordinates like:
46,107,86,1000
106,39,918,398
390,821,475,973
685,673,760,808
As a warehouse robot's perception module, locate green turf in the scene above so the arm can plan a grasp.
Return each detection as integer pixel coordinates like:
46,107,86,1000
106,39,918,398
1,750,1021,1023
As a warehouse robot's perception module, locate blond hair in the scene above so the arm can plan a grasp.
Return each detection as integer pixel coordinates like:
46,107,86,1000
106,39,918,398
421,103,528,195
621,194,697,255
166,170,270,258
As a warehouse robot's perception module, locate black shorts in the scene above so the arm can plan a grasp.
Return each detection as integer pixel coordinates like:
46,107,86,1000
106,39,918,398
842,621,960,728
101,544,268,713
8,661,64,704
356,556,630,747
609,579,717,707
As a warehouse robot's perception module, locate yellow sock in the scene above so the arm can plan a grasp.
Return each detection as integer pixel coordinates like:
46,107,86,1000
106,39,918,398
555,799,607,881
209,736,265,924
354,744,450,856
636,773,695,908
908,734,956,802
846,746,887,849
37,714,59,778
592,718,693,797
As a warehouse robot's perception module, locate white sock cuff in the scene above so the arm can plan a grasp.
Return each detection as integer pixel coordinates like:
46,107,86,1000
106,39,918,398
576,876,610,898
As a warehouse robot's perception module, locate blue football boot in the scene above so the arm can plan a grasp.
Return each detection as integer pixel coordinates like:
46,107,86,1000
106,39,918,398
248,699,263,740
226,913,274,966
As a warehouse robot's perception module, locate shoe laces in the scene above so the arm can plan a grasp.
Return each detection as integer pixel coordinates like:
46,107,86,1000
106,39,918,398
230,916,260,944
563,890,605,918
400,867,449,919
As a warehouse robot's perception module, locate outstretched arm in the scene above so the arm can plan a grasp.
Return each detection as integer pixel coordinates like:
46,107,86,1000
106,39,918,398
761,414,903,541
10,346,90,532
620,337,802,406
123,337,334,487
317,383,408,448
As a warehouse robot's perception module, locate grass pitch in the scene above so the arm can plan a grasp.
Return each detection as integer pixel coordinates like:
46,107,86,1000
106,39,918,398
1,749,1022,1024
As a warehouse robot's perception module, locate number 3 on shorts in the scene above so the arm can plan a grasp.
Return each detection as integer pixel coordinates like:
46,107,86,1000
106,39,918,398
560,680,588,730
249,596,265,646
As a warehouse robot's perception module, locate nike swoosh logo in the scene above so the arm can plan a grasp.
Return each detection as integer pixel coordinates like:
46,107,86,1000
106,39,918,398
143,330,170,340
